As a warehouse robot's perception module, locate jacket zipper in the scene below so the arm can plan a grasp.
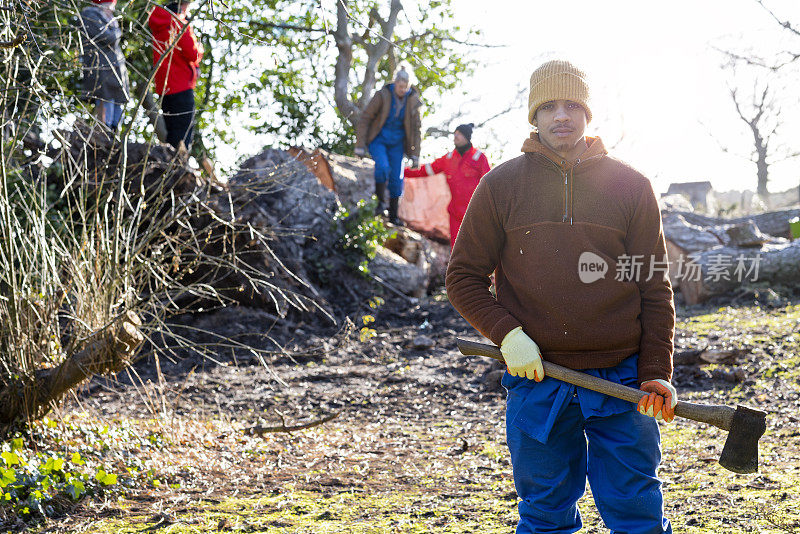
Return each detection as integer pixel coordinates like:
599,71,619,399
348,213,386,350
562,166,569,223
563,153,604,225
545,152,603,225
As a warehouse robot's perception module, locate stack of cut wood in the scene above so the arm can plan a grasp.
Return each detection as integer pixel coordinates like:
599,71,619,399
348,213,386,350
661,205,800,304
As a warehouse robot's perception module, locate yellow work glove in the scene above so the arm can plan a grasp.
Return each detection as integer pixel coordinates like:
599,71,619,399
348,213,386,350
500,327,545,381
637,379,677,423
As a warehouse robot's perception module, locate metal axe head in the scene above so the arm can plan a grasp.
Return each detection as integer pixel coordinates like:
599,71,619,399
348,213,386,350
718,405,767,474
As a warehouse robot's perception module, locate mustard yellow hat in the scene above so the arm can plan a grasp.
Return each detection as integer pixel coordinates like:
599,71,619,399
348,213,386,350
528,60,592,125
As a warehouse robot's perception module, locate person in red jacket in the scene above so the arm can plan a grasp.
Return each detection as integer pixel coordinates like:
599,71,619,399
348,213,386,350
404,123,491,248
148,1,204,150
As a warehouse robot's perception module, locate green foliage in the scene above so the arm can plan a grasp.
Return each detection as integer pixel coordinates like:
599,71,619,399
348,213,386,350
0,436,111,520
0,417,168,524
178,0,479,154
333,198,396,276
11,0,478,164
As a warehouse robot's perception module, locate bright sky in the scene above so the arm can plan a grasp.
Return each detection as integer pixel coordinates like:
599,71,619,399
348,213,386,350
213,0,799,196
419,0,800,195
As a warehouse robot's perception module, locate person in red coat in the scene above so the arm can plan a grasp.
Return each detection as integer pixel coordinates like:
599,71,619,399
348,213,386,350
404,123,491,248
148,1,204,150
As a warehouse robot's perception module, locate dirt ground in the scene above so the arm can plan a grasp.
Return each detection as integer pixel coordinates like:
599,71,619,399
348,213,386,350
13,289,800,533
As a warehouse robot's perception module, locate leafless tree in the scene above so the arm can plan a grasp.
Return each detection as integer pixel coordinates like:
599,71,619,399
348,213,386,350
724,68,798,196
713,1,800,196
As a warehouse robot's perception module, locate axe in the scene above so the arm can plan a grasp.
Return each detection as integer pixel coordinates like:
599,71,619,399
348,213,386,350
457,338,767,474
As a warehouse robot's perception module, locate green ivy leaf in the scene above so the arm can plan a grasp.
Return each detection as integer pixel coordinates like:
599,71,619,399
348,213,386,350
43,456,65,474
67,479,86,500
0,468,16,487
1,451,19,467
95,469,117,486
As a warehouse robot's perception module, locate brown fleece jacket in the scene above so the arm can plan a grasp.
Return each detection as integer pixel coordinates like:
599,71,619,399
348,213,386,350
445,135,675,383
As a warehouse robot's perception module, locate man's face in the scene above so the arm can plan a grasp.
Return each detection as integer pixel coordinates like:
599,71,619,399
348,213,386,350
453,130,468,148
394,80,409,97
534,99,588,160
179,1,192,14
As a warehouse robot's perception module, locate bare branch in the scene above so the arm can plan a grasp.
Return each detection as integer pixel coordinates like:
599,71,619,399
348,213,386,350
768,151,800,164
395,29,506,48
712,45,800,72
755,0,800,37
246,410,342,435
216,18,326,33
426,87,526,138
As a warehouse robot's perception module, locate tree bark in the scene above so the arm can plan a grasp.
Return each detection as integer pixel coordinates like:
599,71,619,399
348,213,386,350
334,0,403,127
730,84,773,195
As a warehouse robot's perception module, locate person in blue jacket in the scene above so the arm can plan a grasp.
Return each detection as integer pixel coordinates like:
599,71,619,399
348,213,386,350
78,0,130,130
355,68,422,226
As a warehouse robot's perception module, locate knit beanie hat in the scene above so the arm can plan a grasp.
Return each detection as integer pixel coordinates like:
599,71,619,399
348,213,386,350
528,60,592,125
455,123,474,142
165,0,190,12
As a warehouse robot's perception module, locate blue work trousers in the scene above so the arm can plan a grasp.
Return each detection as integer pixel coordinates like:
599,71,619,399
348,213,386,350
507,395,672,533
368,138,405,199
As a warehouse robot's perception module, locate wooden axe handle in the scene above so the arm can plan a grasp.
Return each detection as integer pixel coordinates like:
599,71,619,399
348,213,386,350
457,338,735,431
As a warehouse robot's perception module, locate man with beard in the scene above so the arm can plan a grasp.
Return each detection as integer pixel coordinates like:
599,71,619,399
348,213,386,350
446,60,676,534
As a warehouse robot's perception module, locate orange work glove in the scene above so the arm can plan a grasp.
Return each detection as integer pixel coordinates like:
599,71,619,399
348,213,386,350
500,327,545,381
637,379,677,423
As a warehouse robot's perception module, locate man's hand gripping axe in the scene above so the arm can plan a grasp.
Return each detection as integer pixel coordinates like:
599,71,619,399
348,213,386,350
457,338,767,474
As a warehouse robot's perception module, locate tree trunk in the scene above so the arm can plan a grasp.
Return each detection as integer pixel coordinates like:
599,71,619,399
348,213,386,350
357,1,403,110
333,1,359,128
756,142,769,196
0,311,143,425
725,220,770,247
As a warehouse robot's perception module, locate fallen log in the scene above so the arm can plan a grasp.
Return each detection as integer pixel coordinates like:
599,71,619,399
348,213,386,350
0,311,144,425
663,213,789,292
676,241,800,304
725,221,771,247
666,208,800,239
